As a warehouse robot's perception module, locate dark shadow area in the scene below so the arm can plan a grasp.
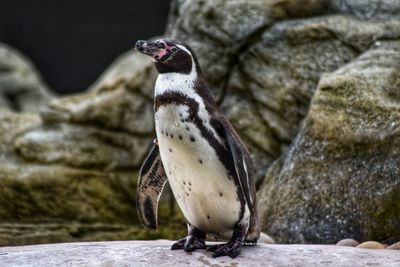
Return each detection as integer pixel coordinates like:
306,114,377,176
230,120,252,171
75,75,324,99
0,0,171,94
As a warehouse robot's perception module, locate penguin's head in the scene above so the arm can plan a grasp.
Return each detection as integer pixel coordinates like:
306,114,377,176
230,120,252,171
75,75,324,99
135,39,200,74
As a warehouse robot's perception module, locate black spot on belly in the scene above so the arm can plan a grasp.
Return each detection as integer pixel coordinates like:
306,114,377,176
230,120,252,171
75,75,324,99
207,215,210,220
179,135,182,140
183,181,186,185
185,126,190,131
179,113,182,117
189,188,191,191
162,130,164,134
220,192,223,197
166,133,169,137
190,136,195,142
170,134,174,138
169,148,172,152
186,193,189,197
198,159,203,164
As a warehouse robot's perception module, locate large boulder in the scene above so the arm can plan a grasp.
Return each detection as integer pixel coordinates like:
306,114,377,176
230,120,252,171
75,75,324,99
258,40,400,244
0,43,53,112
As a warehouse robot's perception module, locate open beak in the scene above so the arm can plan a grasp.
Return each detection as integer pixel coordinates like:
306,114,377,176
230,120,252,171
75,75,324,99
135,40,165,57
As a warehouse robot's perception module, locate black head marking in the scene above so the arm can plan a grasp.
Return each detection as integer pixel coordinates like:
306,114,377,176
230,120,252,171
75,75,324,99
136,38,202,75
155,48,192,74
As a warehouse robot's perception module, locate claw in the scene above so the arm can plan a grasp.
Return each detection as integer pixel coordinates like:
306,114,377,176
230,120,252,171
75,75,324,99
206,243,224,252
171,238,186,250
210,240,243,258
184,236,206,252
171,235,206,252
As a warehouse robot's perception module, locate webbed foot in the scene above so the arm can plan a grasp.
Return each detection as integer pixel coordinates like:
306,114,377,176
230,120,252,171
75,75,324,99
171,225,206,252
171,235,206,252
207,222,248,258
207,240,243,258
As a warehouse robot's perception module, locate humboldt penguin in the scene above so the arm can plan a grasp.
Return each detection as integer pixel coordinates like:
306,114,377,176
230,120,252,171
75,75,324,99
135,39,259,258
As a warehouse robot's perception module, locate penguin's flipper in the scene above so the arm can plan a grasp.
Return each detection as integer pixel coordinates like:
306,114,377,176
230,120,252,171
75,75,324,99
211,116,254,213
136,140,168,230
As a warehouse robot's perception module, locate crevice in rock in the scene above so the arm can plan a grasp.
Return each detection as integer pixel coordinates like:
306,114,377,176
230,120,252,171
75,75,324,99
217,22,276,105
3,92,20,111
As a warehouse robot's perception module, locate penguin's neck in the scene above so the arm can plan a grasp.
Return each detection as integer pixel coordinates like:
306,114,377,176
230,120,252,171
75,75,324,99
155,62,198,98
154,61,223,145
154,62,217,116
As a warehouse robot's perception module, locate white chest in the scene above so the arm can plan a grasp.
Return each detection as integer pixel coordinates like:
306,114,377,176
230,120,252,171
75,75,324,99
155,104,241,236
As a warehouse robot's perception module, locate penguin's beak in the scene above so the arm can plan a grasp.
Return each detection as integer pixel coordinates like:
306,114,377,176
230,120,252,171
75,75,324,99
135,40,165,57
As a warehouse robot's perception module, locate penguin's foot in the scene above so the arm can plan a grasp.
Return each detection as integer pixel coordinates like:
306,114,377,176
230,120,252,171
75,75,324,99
171,235,206,252
207,223,247,258
207,240,243,258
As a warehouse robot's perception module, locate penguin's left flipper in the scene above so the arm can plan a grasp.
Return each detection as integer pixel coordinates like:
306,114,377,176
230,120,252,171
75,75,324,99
211,116,254,213
136,140,168,230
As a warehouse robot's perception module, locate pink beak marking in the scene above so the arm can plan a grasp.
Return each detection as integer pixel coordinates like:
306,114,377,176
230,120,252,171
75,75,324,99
153,40,174,61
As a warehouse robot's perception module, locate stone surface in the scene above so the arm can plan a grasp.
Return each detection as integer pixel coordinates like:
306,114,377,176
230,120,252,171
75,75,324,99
1,240,400,267
0,43,53,112
258,40,400,244
336,239,359,247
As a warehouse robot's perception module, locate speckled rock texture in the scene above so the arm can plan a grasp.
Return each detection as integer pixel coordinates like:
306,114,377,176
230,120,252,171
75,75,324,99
258,40,400,244
1,240,400,267
0,43,53,112
1,0,400,246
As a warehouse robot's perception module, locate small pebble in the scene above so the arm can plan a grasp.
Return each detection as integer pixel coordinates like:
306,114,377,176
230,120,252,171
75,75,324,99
387,242,400,250
357,241,385,249
336,239,359,247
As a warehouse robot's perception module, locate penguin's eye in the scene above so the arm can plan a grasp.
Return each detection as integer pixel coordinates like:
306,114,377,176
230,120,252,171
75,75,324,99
171,47,178,52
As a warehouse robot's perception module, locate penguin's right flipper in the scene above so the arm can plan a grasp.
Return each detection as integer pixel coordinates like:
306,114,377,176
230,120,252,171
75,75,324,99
136,140,168,230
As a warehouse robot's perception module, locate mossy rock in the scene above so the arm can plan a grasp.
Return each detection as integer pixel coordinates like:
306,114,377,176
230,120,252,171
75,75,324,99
258,40,400,244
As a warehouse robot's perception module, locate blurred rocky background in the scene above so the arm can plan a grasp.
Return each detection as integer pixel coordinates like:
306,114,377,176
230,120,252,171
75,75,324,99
0,0,399,247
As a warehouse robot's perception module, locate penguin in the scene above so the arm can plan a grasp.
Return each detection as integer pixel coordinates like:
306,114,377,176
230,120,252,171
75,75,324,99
135,39,260,258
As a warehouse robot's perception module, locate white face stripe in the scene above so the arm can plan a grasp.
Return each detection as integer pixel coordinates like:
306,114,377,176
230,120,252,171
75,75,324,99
176,44,192,57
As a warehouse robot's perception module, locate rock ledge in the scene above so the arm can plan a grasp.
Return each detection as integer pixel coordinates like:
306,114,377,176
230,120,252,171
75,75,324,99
1,240,400,267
